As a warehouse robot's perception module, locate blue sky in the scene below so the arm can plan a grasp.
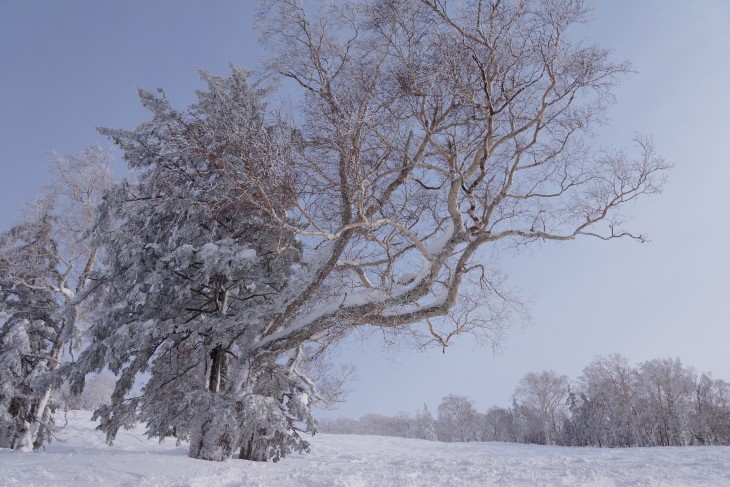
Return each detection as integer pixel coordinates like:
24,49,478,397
1,0,729,419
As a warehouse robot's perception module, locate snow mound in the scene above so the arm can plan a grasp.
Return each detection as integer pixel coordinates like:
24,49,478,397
1,411,729,486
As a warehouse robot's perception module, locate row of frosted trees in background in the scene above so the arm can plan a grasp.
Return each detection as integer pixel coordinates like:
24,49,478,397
319,355,730,447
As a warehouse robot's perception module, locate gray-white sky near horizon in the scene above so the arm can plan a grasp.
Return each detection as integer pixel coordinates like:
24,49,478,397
1,0,728,419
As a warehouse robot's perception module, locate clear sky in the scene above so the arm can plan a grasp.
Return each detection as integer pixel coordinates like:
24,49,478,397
1,0,729,419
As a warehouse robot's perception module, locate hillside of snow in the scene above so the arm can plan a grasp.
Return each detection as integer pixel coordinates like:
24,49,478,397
1,411,729,486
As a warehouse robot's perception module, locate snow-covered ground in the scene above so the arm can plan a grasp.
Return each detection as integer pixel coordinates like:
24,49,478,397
2,411,729,486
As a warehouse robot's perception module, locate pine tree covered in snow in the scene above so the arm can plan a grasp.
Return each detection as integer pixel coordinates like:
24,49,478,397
67,67,316,462
416,404,438,441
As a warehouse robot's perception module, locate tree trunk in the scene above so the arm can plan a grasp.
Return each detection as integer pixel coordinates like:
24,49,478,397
186,347,236,461
6,339,64,451
208,345,228,393
188,395,236,461
239,431,272,462
1,396,31,450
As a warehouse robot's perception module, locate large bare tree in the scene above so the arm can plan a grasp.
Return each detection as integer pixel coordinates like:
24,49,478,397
513,370,569,444
247,0,667,356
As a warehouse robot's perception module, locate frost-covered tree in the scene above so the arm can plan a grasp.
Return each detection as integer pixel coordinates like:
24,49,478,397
437,394,481,442
688,373,730,445
513,371,569,445
0,146,111,451
415,404,438,441
560,355,730,448
483,406,517,443
572,354,637,447
65,67,317,462
634,357,695,446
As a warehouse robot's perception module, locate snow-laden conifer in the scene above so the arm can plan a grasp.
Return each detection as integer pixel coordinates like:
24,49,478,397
416,404,438,441
69,67,315,461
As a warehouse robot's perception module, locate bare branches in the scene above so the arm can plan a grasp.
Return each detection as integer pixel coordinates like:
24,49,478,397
249,0,667,354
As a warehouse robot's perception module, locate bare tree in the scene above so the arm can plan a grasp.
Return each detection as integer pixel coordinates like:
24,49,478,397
634,357,695,446
513,370,569,444
483,406,517,442
689,373,730,445
437,394,482,442
575,353,637,447
245,0,667,359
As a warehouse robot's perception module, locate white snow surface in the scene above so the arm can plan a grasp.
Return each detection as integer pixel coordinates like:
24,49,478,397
2,411,730,487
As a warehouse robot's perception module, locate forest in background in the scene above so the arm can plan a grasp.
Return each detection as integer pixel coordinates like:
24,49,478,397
320,354,730,447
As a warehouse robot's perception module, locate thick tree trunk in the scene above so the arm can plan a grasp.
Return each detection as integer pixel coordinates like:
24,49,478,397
26,391,51,451
0,396,31,450
188,415,235,461
4,339,64,451
188,347,234,462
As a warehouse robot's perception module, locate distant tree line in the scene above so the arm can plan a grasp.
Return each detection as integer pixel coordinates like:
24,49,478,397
318,354,730,447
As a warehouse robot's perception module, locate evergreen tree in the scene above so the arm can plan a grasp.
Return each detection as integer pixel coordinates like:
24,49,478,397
416,404,437,441
68,67,314,461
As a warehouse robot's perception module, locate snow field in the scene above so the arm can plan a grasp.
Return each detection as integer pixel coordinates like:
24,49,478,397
1,411,729,486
